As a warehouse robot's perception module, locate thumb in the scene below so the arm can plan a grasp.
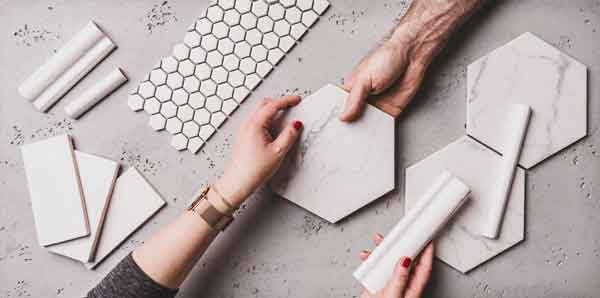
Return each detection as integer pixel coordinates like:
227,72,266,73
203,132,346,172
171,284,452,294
340,77,371,122
271,120,303,155
386,257,411,297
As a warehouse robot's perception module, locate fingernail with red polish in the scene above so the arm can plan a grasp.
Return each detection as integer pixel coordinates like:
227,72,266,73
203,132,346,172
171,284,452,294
402,257,411,268
293,120,303,130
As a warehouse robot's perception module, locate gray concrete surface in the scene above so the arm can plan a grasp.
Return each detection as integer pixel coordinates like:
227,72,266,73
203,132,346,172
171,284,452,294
1,0,599,297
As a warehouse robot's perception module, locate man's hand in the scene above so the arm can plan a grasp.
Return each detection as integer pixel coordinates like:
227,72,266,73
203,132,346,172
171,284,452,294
341,35,428,121
341,0,484,121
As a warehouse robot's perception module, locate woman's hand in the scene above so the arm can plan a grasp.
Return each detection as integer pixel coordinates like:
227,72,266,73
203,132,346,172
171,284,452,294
215,95,303,207
359,234,434,298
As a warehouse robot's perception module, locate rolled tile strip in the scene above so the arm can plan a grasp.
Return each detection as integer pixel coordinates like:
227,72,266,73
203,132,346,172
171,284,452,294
18,21,116,112
353,171,470,294
481,104,531,239
65,68,128,119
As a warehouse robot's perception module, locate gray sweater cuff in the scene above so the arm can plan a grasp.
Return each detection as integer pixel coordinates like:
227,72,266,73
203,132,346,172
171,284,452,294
85,253,178,298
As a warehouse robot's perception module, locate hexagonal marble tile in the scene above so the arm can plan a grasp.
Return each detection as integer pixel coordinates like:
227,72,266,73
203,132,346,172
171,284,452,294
405,136,525,273
271,84,395,223
128,0,330,153
467,32,587,169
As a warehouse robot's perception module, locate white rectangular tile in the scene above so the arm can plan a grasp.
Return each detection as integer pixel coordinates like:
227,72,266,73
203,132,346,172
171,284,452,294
21,134,89,246
48,152,119,262
87,167,165,269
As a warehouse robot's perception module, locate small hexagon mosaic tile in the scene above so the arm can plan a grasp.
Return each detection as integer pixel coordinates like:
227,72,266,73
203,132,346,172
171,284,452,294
128,0,330,153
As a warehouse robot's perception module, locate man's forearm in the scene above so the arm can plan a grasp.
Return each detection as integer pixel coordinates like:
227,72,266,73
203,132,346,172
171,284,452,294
390,0,485,62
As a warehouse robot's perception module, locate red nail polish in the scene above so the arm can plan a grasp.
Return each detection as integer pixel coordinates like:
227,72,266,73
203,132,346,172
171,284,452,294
293,120,303,130
402,257,411,268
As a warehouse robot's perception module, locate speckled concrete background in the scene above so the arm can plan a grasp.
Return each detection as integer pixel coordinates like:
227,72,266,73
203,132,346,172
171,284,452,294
1,0,599,297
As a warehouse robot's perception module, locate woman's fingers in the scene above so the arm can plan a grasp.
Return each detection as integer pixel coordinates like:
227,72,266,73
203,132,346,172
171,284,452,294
373,233,384,245
359,250,371,261
359,233,384,261
405,243,434,298
385,256,412,297
256,95,301,125
271,120,303,155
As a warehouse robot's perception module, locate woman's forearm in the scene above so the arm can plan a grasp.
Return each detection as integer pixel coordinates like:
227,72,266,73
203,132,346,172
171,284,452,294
93,96,304,296
132,184,233,289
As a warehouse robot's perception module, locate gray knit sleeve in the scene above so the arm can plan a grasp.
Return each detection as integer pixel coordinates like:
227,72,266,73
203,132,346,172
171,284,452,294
85,254,178,298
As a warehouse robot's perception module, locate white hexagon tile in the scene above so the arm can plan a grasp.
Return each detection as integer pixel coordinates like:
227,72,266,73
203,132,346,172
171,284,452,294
467,32,587,169
128,0,330,153
271,84,395,223
405,136,525,273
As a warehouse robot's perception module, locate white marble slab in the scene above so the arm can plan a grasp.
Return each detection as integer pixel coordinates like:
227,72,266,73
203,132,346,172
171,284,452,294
21,134,89,246
48,152,119,263
87,167,165,269
466,32,587,169
271,84,395,223
405,136,525,273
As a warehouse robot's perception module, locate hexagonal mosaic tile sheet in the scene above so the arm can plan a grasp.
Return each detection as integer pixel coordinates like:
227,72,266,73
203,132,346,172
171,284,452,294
466,32,587,169
128,0,330,153
271,84,395,223
405,136,525,273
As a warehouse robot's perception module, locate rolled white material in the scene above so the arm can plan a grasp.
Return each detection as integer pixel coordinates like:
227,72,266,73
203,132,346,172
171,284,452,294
353,171,470,294
18,22,116,111
481,104,531,239
65,68,128,119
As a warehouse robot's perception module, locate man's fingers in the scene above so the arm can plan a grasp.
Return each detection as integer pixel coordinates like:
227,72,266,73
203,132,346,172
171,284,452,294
342,71,358,92
373,61,427,117
386,256,411,297
340,77,371,122
405,243,435,298
256,95,301,125
271,120,302,155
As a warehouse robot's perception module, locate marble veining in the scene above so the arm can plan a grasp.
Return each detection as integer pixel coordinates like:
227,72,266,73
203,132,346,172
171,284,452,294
405,136,525,273
466,32,587,169
271,84,395,223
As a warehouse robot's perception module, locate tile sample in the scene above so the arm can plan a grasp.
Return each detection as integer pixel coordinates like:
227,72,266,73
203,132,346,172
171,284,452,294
467,32,587,169
405,136,525,273
65,68,128,119
481,104,530,239
21,134,89,246
48,152,119,262
271,84,395,223
87,167,165,269
19,21,116,112
355,171,469,294
128,0,330,153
